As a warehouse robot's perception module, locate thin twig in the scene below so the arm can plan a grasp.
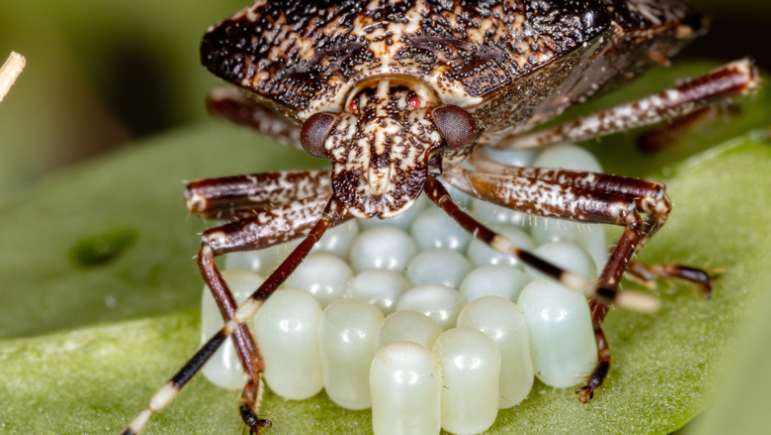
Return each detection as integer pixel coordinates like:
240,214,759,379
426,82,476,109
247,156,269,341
0,52,26,103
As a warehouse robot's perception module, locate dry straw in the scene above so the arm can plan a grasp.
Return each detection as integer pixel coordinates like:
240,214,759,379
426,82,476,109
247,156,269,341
0,52,26,103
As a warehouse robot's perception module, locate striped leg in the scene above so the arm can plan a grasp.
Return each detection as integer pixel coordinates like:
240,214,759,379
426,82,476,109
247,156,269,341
468,148,713,293
122,197,345,435
183,170,337,431
161,170,337,433
440,164,699,400
424,177,596,297
493,59,759,152
185,169,332,221
200,195,336,433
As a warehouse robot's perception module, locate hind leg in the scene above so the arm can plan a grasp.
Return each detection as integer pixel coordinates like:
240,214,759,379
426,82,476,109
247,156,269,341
494,60,759,152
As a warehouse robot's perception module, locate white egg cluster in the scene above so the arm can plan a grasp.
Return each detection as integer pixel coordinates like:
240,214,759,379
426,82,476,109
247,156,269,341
201,144,608,435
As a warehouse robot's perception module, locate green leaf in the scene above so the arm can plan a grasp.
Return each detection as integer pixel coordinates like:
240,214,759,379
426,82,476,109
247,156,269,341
0,122,323,340
0,63,769,434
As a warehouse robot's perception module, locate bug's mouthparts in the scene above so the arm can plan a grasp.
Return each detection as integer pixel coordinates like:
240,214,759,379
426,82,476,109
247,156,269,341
367,166,392,196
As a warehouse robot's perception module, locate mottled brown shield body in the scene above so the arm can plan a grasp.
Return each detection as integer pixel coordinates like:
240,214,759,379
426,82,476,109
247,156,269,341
201,0,702,135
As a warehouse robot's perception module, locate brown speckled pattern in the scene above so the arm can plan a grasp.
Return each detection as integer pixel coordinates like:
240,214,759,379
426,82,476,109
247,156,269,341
201,0,613,119
201,0,703,139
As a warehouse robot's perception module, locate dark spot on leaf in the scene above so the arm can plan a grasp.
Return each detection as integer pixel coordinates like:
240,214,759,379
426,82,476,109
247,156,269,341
71,229,138,267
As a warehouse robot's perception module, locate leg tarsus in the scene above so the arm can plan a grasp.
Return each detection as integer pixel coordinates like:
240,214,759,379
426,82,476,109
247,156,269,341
627,262,715,299
577,322,611,403
576,360,608,403
240,378,272,433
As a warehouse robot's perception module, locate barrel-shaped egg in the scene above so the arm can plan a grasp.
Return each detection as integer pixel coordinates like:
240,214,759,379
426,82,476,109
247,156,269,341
348,226,418,273
345,269,411,314
317,298,384,409
284,252,352,307
517,278,596,388
253,289,324,400
396,285,467,330
370,342,442,435
457,296,534,408
433,328,501,435
376,310,444,351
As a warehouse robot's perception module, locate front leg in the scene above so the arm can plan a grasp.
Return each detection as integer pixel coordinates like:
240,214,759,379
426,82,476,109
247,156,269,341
182,170,345,433
443,165,708,400
185,169,332,220
197,195,334,434
122,197,346,435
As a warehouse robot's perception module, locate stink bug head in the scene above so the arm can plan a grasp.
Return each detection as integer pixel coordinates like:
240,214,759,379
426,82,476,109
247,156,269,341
301,75,476,219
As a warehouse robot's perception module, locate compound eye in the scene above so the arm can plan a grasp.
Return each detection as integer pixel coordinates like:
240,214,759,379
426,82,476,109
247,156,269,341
432,106,476,150
301,112,338,158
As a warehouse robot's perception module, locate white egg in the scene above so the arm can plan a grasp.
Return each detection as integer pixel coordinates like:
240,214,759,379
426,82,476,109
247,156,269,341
396,285,467,330
484,147,537,168
345,269,411,315
317,298,384,409
410,207,472,252
532,143,603,173
370,342,442,435
517,278,596,388
376,310,444,351
348,226,418,273
457,296,534,408
433,328,501,435
284,252,352,307
312,220,360,258
406,249,473,288
253,289,323,400
459,264,530,302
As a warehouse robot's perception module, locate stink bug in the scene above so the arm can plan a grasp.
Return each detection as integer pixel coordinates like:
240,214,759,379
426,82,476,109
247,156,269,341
122,1,760,433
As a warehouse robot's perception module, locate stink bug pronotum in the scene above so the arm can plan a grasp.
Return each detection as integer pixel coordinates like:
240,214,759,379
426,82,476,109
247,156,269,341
122,1,760,433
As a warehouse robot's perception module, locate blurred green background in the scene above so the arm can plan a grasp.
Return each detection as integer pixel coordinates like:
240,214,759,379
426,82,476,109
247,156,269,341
0,0,248,198
1,0,770,434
